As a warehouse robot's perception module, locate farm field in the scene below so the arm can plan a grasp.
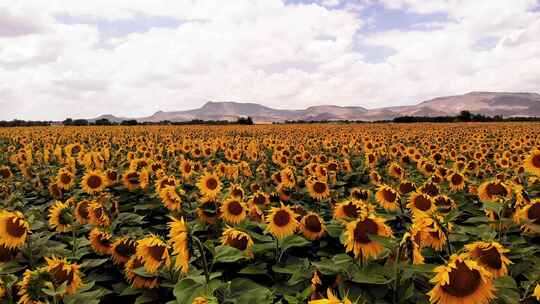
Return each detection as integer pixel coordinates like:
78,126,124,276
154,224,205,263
1,123,540,304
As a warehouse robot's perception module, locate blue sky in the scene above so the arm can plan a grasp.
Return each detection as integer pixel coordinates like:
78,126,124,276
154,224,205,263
1,0,540,120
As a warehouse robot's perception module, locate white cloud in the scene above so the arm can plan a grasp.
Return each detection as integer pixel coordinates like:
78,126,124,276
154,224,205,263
0,0,539,120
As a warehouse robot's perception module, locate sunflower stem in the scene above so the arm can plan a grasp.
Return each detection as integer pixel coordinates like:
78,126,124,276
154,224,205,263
274,236,281,263
393,244,402,304
193,236,210,285
27,234,34,267
71,227,78,260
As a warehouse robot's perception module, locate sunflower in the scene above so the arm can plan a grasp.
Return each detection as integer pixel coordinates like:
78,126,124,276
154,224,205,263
434,195,457,214
229,183,245,199
401,231,424,265
250,191,270,206
48,182,63,200
158,186,183,211
155,175,177,193
56,168,75,190
266,203,299,239
125,256,159,289
88,201,111,227
17,269,53,304
375,185,400,211
477,180,512,203
89,228,112,255
447,172,466,191
48,201,72,233
81,170,107,194
0,211,29,249
197,172,222,198
407,192,436,217
334,200,365,220
220,227,254,257
535,284,540,301
74,200,91,224
280,167,296,188
428,254,495,304
344,214,393,261
45,256,83,295
111,237,137,265
168,217,190,273
301,212,326,240
398,180,417,195
516,199,540,233
105,169,119,186
123,170,142,191
197,197,220,224
220,198,247,224
524,150,540,176
464,241,511,277
414,216,449,251
388,162,405,179
307,178,330,201
0,166,12,179
350,187,370,202
135,234,171,274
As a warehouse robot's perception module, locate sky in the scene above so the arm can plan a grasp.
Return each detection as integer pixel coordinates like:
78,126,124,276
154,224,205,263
1,0,540,120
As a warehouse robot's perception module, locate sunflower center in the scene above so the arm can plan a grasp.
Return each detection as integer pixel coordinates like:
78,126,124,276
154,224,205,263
441,261,481,297
6,217,26,237
353,218,378,244
304,215,322,233
0,245,16,263
313,182,327,194
451,174,463,185
399,182,415,194
0,168,11,178
422,184,439,196
127,172,140,184
77,202,90,219
232,189,243,198
107,171,117,181
229,235,249,251
478,246,502,270
273,210,291,227
352,190,368,201
382,189,396,202
342,203,359,218
227,201,243,215
527,203,540,224
253,194,265,205
532,154,540,168
51,263,74,284
486,183,508,197
206,178,218,190
60,173,72,184
87,175,103,189
414,195,432,211
149,245,166,261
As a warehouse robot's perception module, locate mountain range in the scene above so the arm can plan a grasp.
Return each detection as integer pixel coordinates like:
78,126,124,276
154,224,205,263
92,91,540,123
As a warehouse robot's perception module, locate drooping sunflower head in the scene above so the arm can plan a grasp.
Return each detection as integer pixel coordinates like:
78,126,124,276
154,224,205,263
375,185,400,211
89,228,112,255
407,192,435,217
124,256,159,289
17,269,54,304
0,166,12,179
516,199,540,233
398,180,417,195
197,196,220,224
45,256,83,295
88,201,111,227
135,234,171,274
301,212,326,240
334,200,366,220
266,203,299,239
220,227,254,257
155,175,177,193
307,178,330,201
158,186,183,211
388,162,404,179
478,180,512,203
344,214,393,261
168,217,190,273
464,241,511,277
434,195,457,214
197,172,222,198
123,170,142,191
229,183,245,200
0,210,29,249
111,237,137,265
48,201,73,233
428,254,495,304
81,170,107,195
250,191,270,206
220,198,247,224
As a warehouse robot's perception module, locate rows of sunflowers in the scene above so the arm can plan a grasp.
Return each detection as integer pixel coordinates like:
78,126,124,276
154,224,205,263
1,123,540,304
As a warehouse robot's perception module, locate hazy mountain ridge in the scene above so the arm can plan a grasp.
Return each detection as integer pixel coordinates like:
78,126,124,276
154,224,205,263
92,92,540,123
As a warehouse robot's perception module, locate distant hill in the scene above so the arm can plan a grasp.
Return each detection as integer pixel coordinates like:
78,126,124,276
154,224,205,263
91,92,540,123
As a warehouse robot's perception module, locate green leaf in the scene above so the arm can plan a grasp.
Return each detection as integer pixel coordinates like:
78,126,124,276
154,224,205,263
483,201,502,214
213,245,247,263
239,263,268,275
227,278,273,304
173,278,205,304
80,258,109,269
279,235,310,252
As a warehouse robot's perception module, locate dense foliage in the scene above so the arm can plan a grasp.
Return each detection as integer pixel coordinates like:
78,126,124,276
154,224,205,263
1,123,540,304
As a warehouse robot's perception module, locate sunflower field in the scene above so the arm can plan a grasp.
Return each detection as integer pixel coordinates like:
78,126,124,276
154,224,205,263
1,123,540,304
